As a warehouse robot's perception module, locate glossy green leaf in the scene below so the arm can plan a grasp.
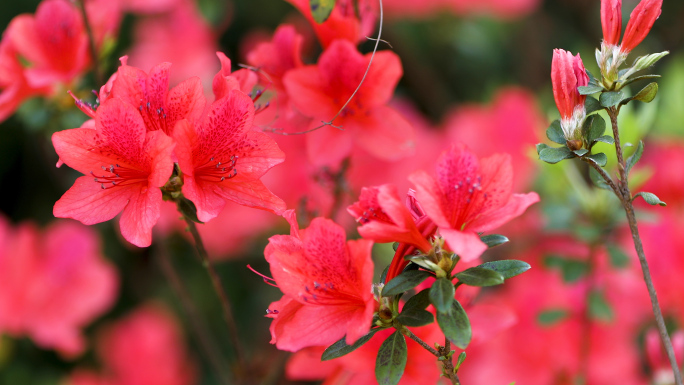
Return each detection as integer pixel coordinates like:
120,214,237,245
480,234,509,248
396,309,434,327
375,330,407,385
594,135,614,145
599,91,624,108
631,82,658,103
578,84,604,95
436,300,471,349
454,267,504,287
430,278,455,314
585,96,602,115
382,270,432,297
586,152,607,167
309,0,335,23
478,260,531,279
536,143,549,154
402,289,431,314
589,168,612,190
625,141,644,177
322,328,381,361
539,146,574,164
177,198,203,223
546,120,565,144
588,290,614,322
585,114,606,144
574,149,588,157
620,74,661,87
633,192,667,206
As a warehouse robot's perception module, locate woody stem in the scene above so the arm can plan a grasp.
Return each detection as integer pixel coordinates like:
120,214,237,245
403,329,460,384
605,107,683,385
182,216,248,375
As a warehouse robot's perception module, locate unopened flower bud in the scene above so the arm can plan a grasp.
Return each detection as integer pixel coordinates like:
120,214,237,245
551,49,588,144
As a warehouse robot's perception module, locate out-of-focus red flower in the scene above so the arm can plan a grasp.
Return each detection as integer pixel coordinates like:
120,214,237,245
646,328,684,384
52,99,175,247
126,0,220,87
108,57,207,136
265,210,375,351
0,217,117,357
348,184,432,253
212,52,258,100
284,39,414,166
621,0,662,53
247,24,304,93
285,0,376,48
5,0,89,88
551,49,588,143
0,38,50,123
69,304,196,385
382,0,540,20
638,140,684,211
409,143,539,262
173,89,286,222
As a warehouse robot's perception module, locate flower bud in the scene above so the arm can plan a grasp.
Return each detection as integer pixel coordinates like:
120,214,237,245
551,49,588,143
601,0,622,47
621,0,663,54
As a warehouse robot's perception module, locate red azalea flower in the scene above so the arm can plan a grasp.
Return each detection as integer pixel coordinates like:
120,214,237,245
108,57,207,136
212,51,258,100
173,89,286,221
551,49,588,143
284,39,414,166
5,0,89,88
0,38,50,123
247,24,304,93
620,0,662,53
285,0,376,48
408,143,539,262
601,0,622,47
265,210,375,351
52,98,175,247
348,184,432,253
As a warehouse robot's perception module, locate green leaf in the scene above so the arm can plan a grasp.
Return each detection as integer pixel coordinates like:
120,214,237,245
586,68,599,84
539,146,574,164
625,140,644,177
631,82,658,103
382,270,432,297
599,91,625,108
546,120,566,145
380,265,390,285
322,328,381,361
177,198,203,223
480,234,509,248
585,114,606,144
586,152,607,167
585,96,602,115
589,168,612,190
606,244,630,269
478,260,531,279
375,330,407,385
396,309,434,327
578,84,604,95
309,0,335,23
619,74,661,88
536,143,549,154
455,352,466,370
402,289,431,313
574,149,588,157
430,278,455,314
544,255,588,283
454,267,505,287
537,309,569,326
588,290,614,322
594,135,615,145
633,192,667,206
436,300,471,349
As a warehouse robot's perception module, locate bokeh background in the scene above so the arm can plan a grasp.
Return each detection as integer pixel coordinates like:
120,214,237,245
1,0,683,384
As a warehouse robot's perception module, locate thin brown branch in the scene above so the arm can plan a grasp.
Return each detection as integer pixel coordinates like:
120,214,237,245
403,328,439,356
156,243,233,385
76,0,102,86
182,216,248,374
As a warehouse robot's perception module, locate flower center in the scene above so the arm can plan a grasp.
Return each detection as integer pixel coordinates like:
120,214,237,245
90,164,148,189
195,156,239,182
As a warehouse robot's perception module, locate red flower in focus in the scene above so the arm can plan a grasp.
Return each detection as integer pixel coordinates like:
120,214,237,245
0,218,117,357
265,210,375,351
5,0,89,88
52,99,175,247
284,39,414,166
348,184,432,253
173,89,286,221
601,0,622,47
107,57,207,136
551,49,588,143
620,0,662,53
69,304,196,385
285,0,376,48
408,143,539,262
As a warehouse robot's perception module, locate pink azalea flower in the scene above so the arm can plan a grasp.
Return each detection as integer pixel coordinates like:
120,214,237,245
5,0,89,88
0,217,117,357
265,210,376,351
52,98,175,247
212,52,258,100
68,304,196,385
285,0,376,48
173,89,286,221
283,39,414,166
107,57,207,136
348,184,432,253
0,37,50,123
408,143,539,262
551,49,589,144
247,24,304,93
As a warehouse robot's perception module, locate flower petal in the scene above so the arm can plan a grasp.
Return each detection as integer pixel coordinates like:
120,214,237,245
119,185,162,247
439,228,487,262
54,176,131,225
